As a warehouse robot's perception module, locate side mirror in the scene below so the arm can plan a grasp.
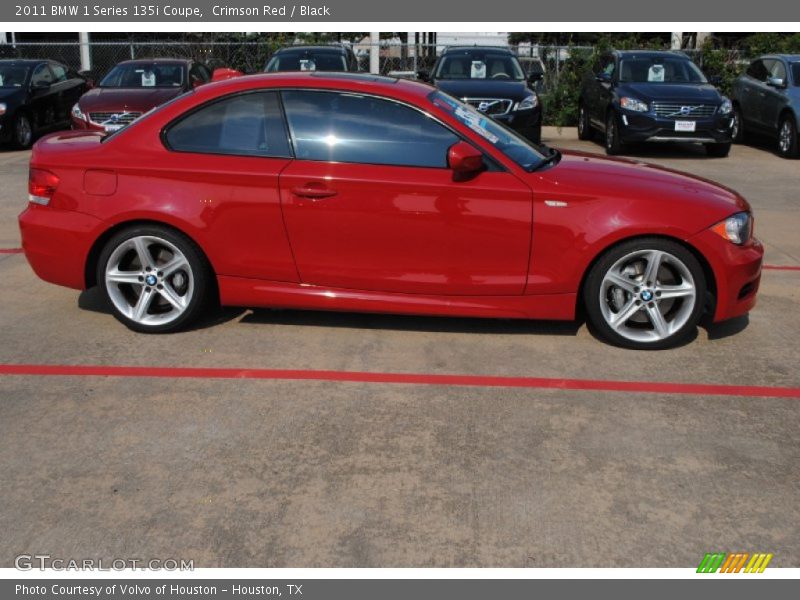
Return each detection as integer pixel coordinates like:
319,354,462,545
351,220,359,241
448,141,484,179
416,69,430,82
767,76,786,88
596,72,612,84
79,70,95,88
211,67,244,82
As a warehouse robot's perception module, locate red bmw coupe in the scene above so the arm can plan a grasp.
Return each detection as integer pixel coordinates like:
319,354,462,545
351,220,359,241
19,72,763,349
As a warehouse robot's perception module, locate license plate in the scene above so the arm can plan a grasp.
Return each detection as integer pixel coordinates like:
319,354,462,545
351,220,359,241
674,120,696,132
104,124,123,132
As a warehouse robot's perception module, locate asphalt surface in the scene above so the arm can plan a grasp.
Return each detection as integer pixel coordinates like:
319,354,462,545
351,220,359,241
0,128,798,568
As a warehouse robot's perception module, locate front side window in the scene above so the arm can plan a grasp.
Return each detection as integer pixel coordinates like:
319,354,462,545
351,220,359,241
429,91,545,171
100,62,185,88
30,64,54,87
747,59,768,82
282,90,459,168
768,59,787,82
165,92,291,158
619,57,707,83
434,51,525,81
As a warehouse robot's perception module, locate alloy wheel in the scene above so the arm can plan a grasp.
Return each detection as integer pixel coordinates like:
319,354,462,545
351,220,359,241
15,115,32,148
598,249,697,343
779,119,793,154
104,235,195,326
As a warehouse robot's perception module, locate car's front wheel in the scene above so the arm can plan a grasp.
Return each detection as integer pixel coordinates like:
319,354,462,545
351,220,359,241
98,225,212,333
731,104,745,143
584,238,707,350
604,111,625,155
13,113,33,149
577,103,592,140
777,114,798,158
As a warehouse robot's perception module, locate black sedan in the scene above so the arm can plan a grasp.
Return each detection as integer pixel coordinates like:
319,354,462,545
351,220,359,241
0,59,89,148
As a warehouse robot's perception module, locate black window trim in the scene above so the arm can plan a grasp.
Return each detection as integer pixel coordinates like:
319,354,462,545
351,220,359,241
160,88,294,160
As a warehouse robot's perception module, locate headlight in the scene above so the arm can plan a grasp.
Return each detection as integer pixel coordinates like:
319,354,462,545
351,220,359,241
71,103,85,120
719,98,732,115
0,103,6,116
620,96,649,112
711,212,752,245
514,94,538,111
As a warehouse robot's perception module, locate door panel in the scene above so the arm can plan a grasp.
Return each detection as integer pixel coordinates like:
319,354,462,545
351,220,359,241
279,161,533,295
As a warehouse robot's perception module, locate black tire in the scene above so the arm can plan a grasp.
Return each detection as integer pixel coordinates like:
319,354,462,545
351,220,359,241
777,114,799,158
583,237,707,350
577,103,592,140
731,104,745,144
604,110,625,155
97,224,213,333
705,142,731,158
12,112,33,149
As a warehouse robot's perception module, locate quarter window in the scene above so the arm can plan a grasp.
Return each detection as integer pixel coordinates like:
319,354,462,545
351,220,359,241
746,59,768,82
165,92,291,158
281,90,459,168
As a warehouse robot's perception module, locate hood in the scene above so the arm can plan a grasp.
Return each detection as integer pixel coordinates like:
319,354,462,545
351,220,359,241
77,87,184,113
535,150,748,229
617,82,723,103
434,78,532,102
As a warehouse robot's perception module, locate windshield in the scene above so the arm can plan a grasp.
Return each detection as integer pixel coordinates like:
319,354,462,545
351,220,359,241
99,62,185,88
429,90,545,170
0,65,28,88
792,63,800,87
434,50,525,81
265,52,347,72
619,57,707,84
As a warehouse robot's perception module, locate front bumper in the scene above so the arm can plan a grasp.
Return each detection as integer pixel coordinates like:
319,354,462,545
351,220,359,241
618,110,734,144
494,107,542,142
687,228,763,322
19,204,104,290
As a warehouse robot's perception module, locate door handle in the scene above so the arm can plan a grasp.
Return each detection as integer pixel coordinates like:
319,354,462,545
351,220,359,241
291,185,337,199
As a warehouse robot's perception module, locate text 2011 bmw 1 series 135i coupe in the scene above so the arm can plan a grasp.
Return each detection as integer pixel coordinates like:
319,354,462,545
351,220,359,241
19,72,763,349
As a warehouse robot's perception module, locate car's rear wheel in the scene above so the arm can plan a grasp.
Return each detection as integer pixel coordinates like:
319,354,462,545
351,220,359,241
705,142,731,157
604,111,625,155
731,104,745,143
577,103,592,140
777,114,798,158
13,113,33,149
584,238,707,350
98,225,212,333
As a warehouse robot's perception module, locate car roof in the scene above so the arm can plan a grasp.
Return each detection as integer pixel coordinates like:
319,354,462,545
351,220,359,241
115,58,192,66
760,54,800,61
0,59,48,65
274,45,349,54
613,50,691,59
442,45,514,54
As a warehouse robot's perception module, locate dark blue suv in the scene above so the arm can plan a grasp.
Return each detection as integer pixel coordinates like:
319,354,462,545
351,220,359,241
731,54,800,158
578,50,734,156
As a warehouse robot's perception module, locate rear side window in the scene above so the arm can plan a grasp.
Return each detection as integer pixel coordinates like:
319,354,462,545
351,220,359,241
281,90,459,168
165,91,291,158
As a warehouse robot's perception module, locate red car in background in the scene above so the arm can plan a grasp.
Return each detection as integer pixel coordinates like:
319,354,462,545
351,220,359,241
20,72,763,349
70,58,213,132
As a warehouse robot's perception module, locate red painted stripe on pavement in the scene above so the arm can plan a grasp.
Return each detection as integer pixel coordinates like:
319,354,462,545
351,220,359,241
0,363,797,398
763,264,800,271
0,248,23,254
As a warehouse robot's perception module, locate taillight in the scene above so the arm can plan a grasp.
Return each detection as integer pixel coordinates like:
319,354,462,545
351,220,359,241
28,168,59,206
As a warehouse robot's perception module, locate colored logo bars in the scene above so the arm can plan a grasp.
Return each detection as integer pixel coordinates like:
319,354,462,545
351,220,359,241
697,552,773,573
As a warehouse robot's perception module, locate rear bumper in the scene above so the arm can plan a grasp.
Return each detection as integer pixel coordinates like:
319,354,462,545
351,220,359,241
619,111,734,144
687,228,764,322
18,205,103,290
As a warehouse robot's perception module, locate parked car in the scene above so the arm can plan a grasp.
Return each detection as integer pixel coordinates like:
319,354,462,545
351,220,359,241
578,50,734,156
731,54,800,158
0,59,89,148
419,46,543,143
264,44,359,72
71,58,212,133
19,72,762,349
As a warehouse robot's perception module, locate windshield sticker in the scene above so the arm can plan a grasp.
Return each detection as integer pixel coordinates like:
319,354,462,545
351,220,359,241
454,107,499,143
648,65,665,82
300,59,316,71
138,69,156,87
470,61,487,79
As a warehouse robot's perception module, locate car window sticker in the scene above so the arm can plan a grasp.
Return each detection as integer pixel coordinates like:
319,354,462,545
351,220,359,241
471,61,486,79
138,69,156,87
300,60,316,71
648,65,665,82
